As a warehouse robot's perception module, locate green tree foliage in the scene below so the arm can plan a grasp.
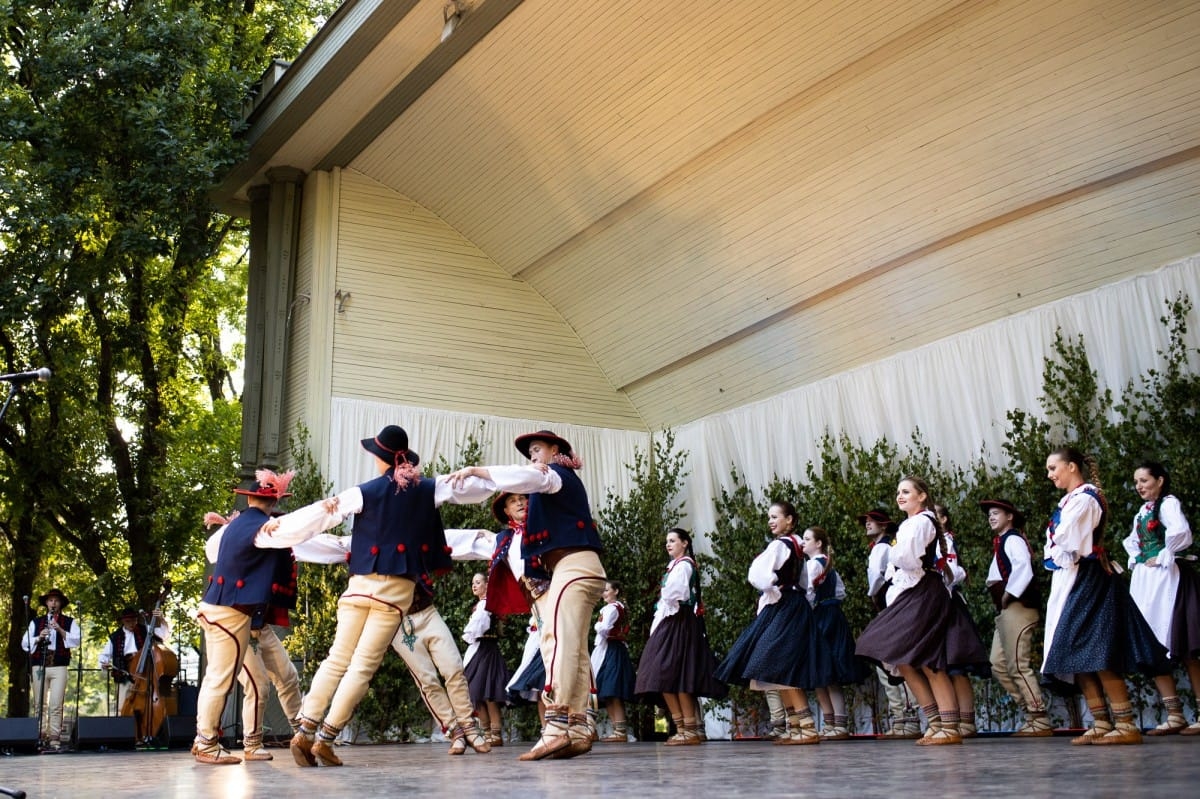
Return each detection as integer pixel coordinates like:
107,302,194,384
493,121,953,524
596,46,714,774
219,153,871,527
0,1,332,714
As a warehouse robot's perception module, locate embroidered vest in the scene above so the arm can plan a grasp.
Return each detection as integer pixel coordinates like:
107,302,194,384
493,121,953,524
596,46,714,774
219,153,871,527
608,601,631,642
774,535,805,592
31,615,73,667
348,473,449,583
1134,501,1166,563
522,464,602,564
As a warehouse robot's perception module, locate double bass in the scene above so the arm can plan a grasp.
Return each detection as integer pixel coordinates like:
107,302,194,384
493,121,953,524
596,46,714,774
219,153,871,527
119,580,180,743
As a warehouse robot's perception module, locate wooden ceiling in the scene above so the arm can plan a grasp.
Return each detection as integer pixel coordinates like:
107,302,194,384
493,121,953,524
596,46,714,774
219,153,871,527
218,0,1200,430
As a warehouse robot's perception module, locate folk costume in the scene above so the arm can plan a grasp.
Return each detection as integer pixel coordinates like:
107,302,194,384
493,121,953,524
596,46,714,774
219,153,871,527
462,596,512,724
715,532,819,744
289,425,494,767
98,608,171,715
193,470,328,765
1123,492,1200,734
1042,484,1169,681
855,512,953,678
456,431,608,761
591,598,636,741
22,589,81,749
807,555,865,738
637,550,727,741
980,499,1048,736
203,516,303,761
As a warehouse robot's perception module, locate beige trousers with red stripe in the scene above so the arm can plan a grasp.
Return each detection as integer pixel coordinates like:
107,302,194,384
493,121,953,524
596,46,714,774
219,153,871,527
239,624,303,741
299,573,415,734
195,602,252,751
390,604,474,732
539,550,606,717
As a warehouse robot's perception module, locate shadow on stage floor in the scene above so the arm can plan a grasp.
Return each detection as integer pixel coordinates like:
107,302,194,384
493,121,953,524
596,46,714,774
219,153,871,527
2,736,1197,798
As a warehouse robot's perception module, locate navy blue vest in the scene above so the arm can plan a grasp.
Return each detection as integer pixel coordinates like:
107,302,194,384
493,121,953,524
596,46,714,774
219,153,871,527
812,558,841,605
203,507,279,612
348,473,448,585
522,464,602,562
30,615,73,667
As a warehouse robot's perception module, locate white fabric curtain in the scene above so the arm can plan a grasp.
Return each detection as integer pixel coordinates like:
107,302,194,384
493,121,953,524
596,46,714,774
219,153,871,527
676,254,1200,540
327,398,648,508
326,255,1200,545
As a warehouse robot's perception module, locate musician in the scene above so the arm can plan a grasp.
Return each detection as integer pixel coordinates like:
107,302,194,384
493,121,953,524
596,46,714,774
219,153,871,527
98,607,171,713
21,588,81,750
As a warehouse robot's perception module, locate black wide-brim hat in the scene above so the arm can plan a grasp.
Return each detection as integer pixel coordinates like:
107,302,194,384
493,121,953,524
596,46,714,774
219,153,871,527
361,424,421,467
118,607,139,621
856,509,893,526
515,430,573,459
491,492,525,525
39,588,69,607
979,498,1025,528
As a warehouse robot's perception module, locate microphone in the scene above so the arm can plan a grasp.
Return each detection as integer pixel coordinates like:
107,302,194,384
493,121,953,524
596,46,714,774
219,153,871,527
22,595,29,603
0,367,51,383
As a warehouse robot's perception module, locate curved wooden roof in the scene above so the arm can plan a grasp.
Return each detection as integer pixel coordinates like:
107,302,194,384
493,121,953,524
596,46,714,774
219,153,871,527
218,0,1200,430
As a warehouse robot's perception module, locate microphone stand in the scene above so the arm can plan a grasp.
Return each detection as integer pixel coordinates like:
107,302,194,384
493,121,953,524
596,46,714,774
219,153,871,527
72,615,84,751
0,382,17,424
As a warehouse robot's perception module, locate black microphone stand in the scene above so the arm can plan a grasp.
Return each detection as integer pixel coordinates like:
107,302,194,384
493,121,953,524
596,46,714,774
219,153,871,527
0,382,18,424
35,635,49,751
71,614,83,752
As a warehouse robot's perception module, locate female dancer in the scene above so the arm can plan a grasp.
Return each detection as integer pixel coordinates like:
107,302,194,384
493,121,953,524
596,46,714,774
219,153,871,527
934,504,990,737
636,527,725,745
802,525,864,740
591,580,636,742
715,501,819,745
856,477,961,745
1042,446,1169,745
462,572,510,746
1123,460,1200,735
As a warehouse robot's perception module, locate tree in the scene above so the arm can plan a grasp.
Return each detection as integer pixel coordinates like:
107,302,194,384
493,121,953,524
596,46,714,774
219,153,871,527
0,1,333,715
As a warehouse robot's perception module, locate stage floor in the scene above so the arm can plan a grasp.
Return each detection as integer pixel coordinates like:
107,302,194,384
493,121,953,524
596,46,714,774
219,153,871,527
1,735,1197,798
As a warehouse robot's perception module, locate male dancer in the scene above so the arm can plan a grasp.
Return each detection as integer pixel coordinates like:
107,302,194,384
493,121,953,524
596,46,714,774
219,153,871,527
192,468,331,764
980,498,1050,736
449,430,606,760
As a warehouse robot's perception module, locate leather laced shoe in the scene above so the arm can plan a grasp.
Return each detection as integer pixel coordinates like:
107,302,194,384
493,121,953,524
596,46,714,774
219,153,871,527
290,732,317,766
194,746,242,765
518,733,571,761
311,738,343,766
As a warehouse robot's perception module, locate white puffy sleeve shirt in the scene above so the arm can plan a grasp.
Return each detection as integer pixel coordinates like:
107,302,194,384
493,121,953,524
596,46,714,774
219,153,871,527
1044,484,1103,571
650,557,694,636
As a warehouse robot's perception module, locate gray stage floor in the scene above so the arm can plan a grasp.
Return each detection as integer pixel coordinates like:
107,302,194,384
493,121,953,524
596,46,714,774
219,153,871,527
1,735,1197,798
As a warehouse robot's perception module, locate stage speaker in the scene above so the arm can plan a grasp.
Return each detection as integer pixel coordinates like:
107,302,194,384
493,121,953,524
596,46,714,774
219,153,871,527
73,716,136,751
0,718,38,753
165,715,196,750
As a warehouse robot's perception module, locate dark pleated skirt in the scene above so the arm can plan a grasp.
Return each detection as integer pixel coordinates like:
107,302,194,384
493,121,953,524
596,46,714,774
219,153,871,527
812,600,869,686
506,652,545,705
1170,560,1200,660
1043,558,1171,678
595,641,637,702
635,610,727,700
464,639,511,705
945,589,991,678
715,591,820,689
855,571,951,671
